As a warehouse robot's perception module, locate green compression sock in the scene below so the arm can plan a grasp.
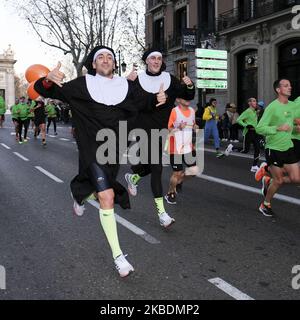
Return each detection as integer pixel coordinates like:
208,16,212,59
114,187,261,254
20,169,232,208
154,197,166,215
99,209,122,259
85,193,97,201
131,174,141,185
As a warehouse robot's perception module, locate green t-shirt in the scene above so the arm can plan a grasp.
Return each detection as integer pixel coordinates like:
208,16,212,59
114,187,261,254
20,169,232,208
27,101,35,118
11,104,20,119
256,99,295,151
18,103,29,120
46,104,57,118
0,96,6,115
237,107,258,136
292,97,300,141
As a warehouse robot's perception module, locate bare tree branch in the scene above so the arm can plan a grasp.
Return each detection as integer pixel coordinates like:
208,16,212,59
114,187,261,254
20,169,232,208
11,0,145,77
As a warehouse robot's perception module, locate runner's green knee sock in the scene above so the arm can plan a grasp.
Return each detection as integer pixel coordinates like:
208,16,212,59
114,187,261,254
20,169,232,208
99,209,122,259
154,197,166,215
131,174,141,185
86,193,97,201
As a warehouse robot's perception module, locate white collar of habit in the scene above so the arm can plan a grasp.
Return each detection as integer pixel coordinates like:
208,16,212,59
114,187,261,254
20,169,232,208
86,74,129,105
138,70,171,94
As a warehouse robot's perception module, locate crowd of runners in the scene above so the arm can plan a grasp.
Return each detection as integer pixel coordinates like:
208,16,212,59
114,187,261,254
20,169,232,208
0,46,299,278
1,96,74,146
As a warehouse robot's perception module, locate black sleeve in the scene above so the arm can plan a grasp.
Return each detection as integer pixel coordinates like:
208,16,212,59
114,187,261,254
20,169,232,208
128,79,158,112
171,75,195,101
34,77,71,103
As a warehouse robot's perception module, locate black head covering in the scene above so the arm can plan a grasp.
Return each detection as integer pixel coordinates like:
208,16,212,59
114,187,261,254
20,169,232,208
142,48,166,73
84,45,118,76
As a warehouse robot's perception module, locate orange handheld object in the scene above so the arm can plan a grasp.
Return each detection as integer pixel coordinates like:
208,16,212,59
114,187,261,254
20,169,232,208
27,81,40,100
25,64,50,83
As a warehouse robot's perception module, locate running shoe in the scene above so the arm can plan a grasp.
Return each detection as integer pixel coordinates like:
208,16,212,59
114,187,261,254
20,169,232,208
72,195,85,217
216,152,225,159
251,165,260,173
261,176,271,197
159,212,175,228
165,193,177,205
23,139,28,143
125,173,138,197
224,144,234,156
114,254,134,278
259,203,274,217
255,162,268,181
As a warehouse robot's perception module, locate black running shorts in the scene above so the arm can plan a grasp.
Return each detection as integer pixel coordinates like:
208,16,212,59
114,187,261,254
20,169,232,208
87,163,113,193
34,117,46,127
265,148,298,168
292,139,300,161
170,152,196,172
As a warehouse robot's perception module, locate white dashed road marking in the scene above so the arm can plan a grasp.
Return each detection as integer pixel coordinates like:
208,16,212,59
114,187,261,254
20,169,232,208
209,278,254,300
1,143,11,150
13,152,29,162
35,166,64,183
198,174,300,206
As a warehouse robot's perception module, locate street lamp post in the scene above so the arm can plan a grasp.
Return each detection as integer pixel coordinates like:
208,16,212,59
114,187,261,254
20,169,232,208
118,50,121,76
118,50,127,76
197,2,202,109
197,1,215,108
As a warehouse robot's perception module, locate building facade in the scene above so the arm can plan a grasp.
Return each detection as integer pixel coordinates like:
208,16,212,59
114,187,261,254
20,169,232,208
217,0,300,111
145,0,300,112
0,45,16,108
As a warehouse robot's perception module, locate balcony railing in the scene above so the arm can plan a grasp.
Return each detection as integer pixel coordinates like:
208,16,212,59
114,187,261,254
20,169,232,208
216,0,298,32
149,37,182,53
148,0,166,10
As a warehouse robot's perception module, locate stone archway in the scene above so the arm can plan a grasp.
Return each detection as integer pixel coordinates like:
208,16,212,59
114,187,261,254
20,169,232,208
0,45,16,107
278,38,300,101
236,49,258,112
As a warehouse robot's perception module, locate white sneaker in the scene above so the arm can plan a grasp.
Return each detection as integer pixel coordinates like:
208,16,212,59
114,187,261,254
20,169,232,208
251,166,260,173
71,193,85,217
224,143,234,156
125,173,138,196
159,212,175,228
73,200,85,217
234,140,239,143
114,254,134,278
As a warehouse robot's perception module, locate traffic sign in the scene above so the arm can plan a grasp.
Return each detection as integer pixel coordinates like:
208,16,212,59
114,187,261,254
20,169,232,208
196,49,228,60
196,79,228,89
197,69,228,79
196,59,228,70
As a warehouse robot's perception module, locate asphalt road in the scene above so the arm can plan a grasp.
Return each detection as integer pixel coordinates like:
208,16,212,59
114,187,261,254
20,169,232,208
0,118,300,300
